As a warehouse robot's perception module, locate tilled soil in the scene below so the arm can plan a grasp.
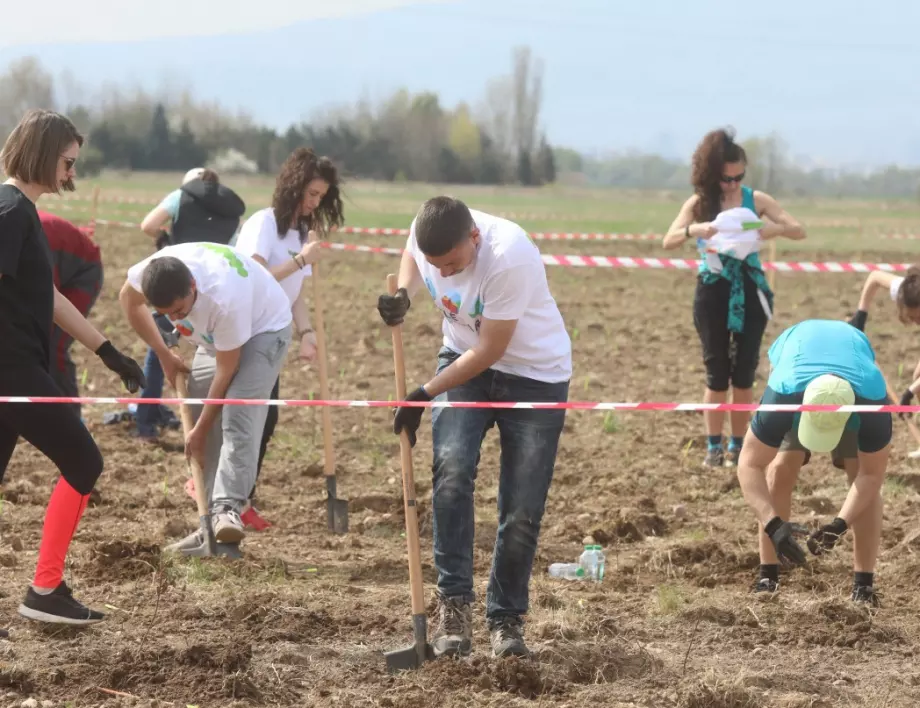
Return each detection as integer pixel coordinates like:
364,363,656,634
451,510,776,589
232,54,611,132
1,231,920,707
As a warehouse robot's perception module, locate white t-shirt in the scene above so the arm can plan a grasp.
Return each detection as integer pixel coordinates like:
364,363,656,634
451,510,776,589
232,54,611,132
890,276,904,302
234,207,312,307
406,209,572,383
126,242,292,353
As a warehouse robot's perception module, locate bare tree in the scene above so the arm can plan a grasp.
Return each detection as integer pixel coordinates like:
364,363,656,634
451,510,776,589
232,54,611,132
0,57,56,138
511,45,543,159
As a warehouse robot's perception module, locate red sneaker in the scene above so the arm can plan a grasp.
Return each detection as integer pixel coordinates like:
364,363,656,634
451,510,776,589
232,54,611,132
240,505,272,531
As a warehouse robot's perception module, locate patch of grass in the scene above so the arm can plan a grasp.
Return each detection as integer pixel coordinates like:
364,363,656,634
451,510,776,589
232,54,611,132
655,583,685,615
602,411,620,434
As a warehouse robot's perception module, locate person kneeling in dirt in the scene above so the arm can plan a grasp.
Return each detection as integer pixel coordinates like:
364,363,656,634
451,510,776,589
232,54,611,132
376,196,572,658
119,242,292,552
736,319,891,606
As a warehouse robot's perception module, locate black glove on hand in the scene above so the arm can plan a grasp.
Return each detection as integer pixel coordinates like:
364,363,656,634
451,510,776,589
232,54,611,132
393,386,432,448
899,388,915,421
96,341,147,393
378,287,411,326
848,309,868,331
764,516,808,567
807,516,848,556
155,229,171,251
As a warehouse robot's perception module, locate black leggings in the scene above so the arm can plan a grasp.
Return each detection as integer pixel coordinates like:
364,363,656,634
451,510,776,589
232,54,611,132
693,275,768,392
0,364,103,494
252,375,280,499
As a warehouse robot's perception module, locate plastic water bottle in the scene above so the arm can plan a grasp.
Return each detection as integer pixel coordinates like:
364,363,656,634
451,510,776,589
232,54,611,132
579,545,606,582
548,563,585,581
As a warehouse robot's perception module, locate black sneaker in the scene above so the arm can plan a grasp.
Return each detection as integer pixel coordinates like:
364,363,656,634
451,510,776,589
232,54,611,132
851,584,881,608
431,595,473,657
18,581,105,625
489,615,529,658
752,577,779,594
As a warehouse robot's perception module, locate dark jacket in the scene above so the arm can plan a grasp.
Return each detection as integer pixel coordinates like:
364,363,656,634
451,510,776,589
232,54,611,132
170,178,246,246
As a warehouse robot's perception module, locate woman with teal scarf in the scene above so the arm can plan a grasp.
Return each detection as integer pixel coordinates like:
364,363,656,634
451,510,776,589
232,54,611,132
663,128,806,468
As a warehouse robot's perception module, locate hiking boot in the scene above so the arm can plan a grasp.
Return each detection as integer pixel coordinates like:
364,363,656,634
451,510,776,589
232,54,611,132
703,448,724,468
851,585,881,608
489,615,529,658
213,508,245,544
18,581,104,625
724,448,741,467
431,595,473,657
752,577,778,594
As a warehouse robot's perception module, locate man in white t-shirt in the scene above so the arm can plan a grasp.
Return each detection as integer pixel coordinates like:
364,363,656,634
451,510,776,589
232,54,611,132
119,242,292,553
376,196,572,659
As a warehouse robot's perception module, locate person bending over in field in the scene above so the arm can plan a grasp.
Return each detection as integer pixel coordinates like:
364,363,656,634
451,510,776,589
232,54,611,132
850,267,920,409
663,127,806,469
133,168,246,443
737,319,890,606
233,147,342,529
119,242,291,553
376,196,572,658
1,109,145,625
38,210,104,419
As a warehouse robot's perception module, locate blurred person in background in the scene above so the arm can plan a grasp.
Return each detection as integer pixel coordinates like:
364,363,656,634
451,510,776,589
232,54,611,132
38,210,104,419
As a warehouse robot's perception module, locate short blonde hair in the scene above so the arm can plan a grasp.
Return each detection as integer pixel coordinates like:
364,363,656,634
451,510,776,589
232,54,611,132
1,109,83,193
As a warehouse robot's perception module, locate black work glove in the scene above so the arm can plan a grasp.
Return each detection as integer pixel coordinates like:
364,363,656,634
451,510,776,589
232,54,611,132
899,388,914,421
155,229,171,251
393,386,432,448
95,341,147,393
764,516,808,567
848,309,868,332
807,516,848,556
378,288,411,326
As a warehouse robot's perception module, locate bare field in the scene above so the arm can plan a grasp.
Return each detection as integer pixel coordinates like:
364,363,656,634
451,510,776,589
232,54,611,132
3,178,920,706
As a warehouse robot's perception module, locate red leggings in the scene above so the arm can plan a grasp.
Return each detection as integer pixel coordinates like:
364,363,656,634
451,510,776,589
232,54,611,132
0,364,103,587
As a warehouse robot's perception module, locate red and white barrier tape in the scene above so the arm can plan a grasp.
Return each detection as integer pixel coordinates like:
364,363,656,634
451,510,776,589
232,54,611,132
336,226,661,241
320,242,917,272
0,395,910,412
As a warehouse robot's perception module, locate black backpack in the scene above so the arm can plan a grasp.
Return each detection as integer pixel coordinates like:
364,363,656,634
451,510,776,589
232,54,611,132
170,178,246,246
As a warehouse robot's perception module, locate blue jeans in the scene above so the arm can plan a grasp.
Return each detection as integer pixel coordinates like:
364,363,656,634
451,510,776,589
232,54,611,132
135,347,168,437
429,347,569,620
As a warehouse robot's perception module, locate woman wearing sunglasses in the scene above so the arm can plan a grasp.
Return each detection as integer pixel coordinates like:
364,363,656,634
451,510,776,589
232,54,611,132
663,127,806,468
0,109,145,627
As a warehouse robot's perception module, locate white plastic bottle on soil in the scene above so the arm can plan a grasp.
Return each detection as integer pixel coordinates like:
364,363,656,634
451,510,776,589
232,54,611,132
579,544,606,582
548,563,585,580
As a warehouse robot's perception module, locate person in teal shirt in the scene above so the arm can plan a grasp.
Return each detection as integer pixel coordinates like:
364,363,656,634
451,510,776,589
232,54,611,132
663,127,806,468
737,319,891,607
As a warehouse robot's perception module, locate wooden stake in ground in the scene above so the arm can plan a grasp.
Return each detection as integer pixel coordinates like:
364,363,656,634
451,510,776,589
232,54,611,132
309,232,349,534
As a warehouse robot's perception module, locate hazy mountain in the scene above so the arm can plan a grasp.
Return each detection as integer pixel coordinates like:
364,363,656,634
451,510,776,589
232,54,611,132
2,0,918,169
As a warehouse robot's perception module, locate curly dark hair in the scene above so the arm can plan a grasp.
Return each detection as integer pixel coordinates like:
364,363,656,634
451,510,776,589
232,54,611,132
690,127,747,222
272,147,344,239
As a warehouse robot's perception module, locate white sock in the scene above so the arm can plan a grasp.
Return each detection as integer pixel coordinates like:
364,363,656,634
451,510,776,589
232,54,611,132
31,586,54,595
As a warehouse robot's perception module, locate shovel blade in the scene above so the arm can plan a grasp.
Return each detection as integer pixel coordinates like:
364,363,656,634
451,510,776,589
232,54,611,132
325,476,349,534
384,642,435,673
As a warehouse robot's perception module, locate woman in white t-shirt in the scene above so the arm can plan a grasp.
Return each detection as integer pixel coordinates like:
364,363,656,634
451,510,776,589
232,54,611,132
234,147,344,527
850,267,920,407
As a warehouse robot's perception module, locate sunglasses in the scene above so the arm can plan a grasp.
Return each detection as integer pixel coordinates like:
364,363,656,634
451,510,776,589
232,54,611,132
61,156,76,170
721,172,745,183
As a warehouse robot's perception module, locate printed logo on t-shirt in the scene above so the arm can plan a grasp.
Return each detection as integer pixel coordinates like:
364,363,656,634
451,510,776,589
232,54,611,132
201,243,248,277
175,321,194,337
424,276,483,335
441,291,462,317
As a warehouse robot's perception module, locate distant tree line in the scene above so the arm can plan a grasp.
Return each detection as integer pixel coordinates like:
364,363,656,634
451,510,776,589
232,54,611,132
0,49,556,186
555,134,920,201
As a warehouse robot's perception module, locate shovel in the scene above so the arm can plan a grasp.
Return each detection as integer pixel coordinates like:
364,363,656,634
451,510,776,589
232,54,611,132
310,247,349,534
383,273,435,672
174,372,242,559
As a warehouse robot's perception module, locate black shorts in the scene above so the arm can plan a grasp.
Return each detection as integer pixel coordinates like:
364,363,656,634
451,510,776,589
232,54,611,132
750,386,892,455
693,274,768,391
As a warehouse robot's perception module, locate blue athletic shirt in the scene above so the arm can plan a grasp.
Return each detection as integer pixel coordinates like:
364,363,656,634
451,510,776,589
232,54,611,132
766,319,886,399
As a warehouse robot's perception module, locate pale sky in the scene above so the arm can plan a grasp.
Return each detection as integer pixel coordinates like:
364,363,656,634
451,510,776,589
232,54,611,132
0,0,450,47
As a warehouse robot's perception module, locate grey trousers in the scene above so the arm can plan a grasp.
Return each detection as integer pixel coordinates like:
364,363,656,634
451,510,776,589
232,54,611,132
187,325,292,513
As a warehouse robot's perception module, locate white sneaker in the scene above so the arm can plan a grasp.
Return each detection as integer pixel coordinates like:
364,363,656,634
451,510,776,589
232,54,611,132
213,508,245,543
